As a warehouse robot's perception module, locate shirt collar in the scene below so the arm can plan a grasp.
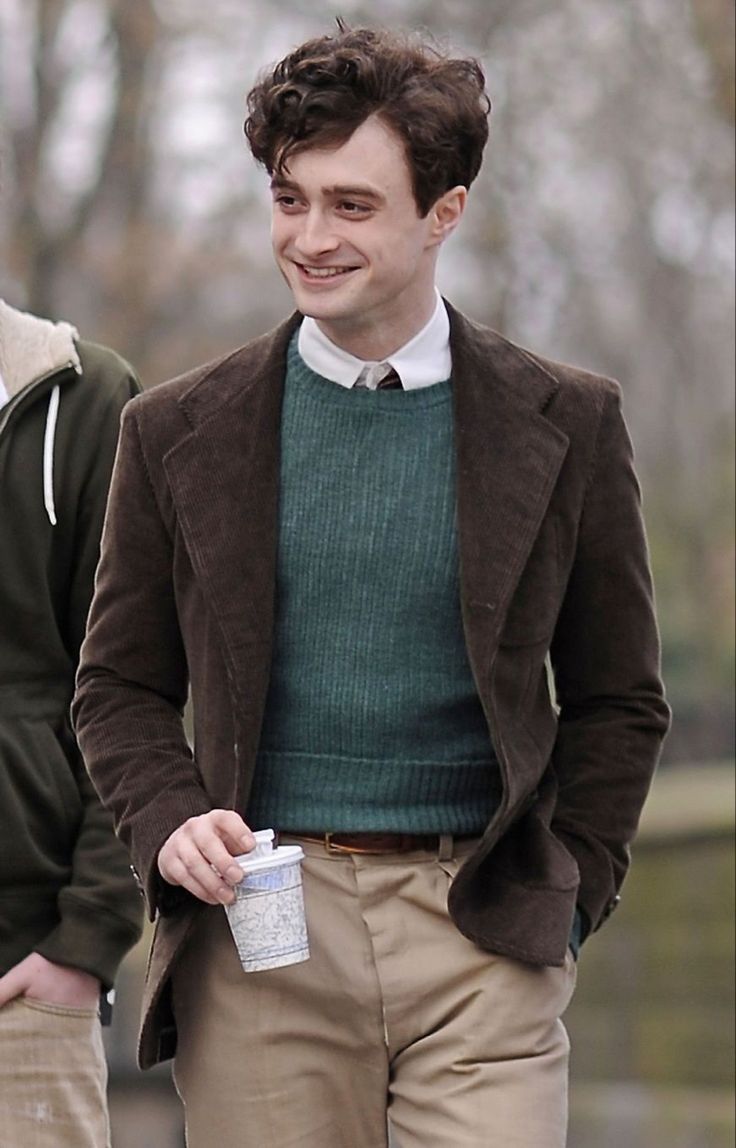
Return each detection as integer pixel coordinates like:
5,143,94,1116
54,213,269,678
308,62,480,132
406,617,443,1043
297,291,451,390
0,370,8,409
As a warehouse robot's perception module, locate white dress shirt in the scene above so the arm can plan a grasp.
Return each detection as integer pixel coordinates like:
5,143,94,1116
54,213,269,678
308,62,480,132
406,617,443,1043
297,291,452,390
0,370,8,408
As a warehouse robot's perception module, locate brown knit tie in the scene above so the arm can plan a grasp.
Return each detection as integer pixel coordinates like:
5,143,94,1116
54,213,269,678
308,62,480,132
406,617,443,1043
354,362,402,390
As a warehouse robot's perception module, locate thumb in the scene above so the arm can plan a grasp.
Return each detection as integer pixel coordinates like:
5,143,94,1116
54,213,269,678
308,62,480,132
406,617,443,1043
0,960,30,1008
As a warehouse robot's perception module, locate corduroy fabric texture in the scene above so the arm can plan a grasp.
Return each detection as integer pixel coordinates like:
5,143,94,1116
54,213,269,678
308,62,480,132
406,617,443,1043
73,306,670,1068
247,336,501,834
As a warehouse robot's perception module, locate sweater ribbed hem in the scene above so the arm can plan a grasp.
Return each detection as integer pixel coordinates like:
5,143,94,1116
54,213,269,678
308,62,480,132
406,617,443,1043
247,751,502,835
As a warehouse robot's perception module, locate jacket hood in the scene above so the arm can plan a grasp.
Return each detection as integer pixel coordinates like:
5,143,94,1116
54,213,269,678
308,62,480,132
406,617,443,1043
0,300,84,526
0,299,81,397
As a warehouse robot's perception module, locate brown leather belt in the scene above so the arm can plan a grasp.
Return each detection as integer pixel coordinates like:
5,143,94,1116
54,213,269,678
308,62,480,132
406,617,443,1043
280,831,450,855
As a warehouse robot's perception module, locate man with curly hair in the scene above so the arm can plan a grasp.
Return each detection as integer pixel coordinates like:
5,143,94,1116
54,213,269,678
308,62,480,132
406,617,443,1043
74,23,669,1147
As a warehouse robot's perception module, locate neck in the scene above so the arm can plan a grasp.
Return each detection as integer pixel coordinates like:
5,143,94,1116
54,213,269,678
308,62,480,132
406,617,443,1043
314,291,437,362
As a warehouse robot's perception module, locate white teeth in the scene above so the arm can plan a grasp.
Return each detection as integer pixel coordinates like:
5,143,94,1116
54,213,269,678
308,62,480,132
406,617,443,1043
302,266,351,278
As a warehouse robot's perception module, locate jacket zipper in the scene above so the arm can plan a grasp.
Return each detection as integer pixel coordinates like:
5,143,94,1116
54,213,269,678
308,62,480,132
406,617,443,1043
0,362,77,442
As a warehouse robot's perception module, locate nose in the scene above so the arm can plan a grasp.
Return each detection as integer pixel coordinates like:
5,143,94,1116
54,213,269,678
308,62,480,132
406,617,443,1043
293,208,339,259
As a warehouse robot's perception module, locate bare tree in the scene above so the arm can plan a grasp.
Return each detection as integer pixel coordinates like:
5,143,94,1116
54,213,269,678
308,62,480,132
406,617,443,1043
0,0,733,760
2,1,156,318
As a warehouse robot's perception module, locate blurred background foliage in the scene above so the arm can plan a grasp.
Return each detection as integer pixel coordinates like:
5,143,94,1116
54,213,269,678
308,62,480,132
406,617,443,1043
0,0,734,769
1,0,733,768
1,4,733,1145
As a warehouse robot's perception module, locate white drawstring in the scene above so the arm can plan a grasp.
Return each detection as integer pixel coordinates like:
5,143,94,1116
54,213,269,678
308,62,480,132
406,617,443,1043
43,384,60,526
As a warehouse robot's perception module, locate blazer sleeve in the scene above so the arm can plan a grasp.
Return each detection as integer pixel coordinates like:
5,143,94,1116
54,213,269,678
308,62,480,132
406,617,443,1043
549,383,670,936
72,400,213,919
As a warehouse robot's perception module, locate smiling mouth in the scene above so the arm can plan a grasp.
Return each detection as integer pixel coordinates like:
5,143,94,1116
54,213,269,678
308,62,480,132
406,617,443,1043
296,264,358,280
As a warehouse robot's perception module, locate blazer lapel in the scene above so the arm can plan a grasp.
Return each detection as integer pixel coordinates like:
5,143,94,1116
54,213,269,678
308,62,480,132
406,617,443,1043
161,305,568,706
163,317,298,709
449,305,570,678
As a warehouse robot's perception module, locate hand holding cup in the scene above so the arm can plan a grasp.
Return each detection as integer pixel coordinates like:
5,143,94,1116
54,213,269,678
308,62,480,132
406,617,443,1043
157,809,256,905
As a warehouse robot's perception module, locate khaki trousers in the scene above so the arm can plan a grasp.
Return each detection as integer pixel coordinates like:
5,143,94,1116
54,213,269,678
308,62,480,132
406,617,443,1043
172,837,577,1148
0,996,110,1148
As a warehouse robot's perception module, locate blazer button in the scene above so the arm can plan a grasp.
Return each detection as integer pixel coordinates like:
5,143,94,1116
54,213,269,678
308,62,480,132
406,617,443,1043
130,864,145,896
603,894,621,919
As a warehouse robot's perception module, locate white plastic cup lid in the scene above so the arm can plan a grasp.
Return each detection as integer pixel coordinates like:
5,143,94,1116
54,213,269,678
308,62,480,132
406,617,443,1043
233,844,304,875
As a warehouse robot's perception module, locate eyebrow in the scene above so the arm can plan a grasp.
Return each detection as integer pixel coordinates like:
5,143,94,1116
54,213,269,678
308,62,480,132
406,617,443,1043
270,177,385,204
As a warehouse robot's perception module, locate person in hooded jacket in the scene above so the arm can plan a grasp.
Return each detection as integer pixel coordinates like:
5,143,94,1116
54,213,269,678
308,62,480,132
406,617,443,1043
0,299,143,1148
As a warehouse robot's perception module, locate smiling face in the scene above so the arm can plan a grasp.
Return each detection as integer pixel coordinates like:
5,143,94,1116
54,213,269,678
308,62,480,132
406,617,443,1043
270,116,465,360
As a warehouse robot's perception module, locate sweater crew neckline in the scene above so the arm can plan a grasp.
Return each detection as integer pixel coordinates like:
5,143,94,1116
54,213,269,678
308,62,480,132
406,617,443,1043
287,333,452,413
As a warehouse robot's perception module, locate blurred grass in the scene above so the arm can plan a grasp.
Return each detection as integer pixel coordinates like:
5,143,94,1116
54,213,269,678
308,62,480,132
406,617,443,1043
567,759,735,1145
638,760,735,840
570,1082,735,1148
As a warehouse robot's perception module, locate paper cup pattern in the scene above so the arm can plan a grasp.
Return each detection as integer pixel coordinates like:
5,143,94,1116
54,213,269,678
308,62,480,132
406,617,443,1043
225,832,310,973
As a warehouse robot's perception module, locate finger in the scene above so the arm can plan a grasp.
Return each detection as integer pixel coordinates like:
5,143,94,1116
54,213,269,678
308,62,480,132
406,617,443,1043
177,867,231,906
208,810,255,856
189,814,254,884
183,834,244,892
159,835,238,904
160,851,233,904
157,811,253,897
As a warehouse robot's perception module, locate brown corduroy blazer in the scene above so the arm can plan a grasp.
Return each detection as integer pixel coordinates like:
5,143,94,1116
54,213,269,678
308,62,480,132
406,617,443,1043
73,303,669,1068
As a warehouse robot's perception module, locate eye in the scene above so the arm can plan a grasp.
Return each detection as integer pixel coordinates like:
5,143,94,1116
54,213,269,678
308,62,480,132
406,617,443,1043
273,193,304,212
337,200,372,217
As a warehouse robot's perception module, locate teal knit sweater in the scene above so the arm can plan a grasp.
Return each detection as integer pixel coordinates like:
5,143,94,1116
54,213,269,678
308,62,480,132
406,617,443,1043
247,336,501,833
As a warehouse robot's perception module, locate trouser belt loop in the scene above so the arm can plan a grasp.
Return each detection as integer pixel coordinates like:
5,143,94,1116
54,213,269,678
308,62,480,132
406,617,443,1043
438,834,453,861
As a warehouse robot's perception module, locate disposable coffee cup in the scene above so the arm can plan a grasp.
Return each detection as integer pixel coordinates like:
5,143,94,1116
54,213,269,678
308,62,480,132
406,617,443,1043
224,829,310,973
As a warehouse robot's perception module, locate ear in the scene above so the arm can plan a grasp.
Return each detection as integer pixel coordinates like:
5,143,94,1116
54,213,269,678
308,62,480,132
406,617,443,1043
427,185,467,246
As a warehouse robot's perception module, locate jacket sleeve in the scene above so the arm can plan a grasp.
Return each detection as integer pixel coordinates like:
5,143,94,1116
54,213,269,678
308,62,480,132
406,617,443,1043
65,343,142,658
37,345,144,986
549,383,670,937
72,399,214,921
34,740,144,989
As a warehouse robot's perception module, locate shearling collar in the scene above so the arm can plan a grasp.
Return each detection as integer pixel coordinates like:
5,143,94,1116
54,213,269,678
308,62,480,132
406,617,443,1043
0,299,81,398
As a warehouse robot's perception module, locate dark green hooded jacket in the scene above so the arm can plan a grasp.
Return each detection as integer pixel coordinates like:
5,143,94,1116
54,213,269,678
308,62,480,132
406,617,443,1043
0,300,143,988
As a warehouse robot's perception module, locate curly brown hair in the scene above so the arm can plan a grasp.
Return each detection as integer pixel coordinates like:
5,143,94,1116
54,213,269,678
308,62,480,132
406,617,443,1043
244,23,490,217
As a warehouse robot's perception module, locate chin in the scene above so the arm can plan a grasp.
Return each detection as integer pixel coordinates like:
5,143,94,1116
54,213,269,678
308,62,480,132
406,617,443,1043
295,296,353,323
